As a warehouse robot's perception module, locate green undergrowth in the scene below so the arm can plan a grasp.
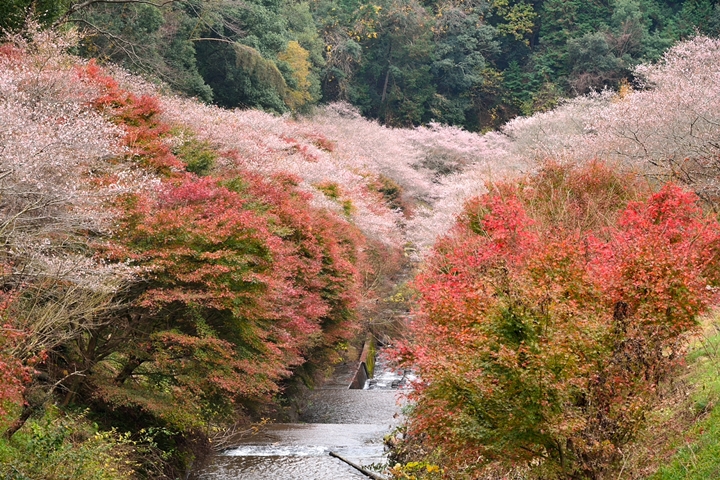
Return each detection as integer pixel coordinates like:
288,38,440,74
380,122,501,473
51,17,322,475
387,313,720,480
365,336,377,379
646,318,720,480
0,406,136,479
617,313,720,480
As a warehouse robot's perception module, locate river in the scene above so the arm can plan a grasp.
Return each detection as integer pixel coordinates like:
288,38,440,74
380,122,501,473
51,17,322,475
196,349,410,480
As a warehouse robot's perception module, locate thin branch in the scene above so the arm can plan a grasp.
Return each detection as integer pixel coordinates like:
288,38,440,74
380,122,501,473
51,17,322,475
56,0,181,26
188,37,237,45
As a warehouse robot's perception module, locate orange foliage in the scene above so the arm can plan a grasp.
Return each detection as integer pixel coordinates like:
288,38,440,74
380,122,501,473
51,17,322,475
395,162,720,478
76,60,184,174
69,61,369,427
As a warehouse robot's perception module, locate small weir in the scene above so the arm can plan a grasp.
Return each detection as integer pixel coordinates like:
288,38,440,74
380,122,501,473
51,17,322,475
196,346,411,480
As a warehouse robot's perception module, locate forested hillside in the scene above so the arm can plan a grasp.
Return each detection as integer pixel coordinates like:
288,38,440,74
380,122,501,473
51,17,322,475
2,0,718,130
0,25,507,477
3,3,720,479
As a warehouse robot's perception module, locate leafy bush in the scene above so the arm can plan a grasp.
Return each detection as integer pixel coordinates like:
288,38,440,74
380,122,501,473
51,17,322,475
0,408,134,480
394,161,720,478
649,320,720,480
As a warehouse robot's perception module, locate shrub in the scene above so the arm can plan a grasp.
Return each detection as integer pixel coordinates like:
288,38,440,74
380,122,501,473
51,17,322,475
395,162,720,478
0,408,135,480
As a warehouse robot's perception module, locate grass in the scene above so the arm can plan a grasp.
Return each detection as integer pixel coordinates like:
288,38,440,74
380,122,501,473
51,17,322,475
619,315,720,479
647,320,720,480
0,406,136,480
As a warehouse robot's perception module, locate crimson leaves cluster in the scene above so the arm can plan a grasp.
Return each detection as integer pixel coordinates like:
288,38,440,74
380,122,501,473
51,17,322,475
396,162,720,478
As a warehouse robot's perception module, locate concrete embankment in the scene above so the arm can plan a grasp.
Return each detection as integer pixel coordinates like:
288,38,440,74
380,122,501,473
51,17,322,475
349,337,376,389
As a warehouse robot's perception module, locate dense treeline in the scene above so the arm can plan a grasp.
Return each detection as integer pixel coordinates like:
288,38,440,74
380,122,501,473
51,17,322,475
0,30,401,477
3,0,719,130
387,37,720,479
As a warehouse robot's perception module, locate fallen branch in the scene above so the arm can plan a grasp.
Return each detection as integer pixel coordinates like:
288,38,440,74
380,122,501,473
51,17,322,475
329,451,388,480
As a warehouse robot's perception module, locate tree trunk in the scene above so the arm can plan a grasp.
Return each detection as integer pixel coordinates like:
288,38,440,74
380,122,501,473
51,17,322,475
115,356,144,385
2,403,35,439
381,42,393,103
381,67,391,103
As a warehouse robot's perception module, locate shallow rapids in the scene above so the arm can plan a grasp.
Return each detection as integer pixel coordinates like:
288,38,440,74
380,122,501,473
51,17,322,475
196,349,408,480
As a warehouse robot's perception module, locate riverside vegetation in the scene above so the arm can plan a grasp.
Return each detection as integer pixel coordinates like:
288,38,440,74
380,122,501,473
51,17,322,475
1,12,720,480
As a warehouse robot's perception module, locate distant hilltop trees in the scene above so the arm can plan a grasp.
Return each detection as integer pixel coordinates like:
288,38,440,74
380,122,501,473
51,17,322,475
3,0,719,130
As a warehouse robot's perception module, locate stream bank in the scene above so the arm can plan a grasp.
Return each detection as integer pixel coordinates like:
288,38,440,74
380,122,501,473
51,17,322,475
195,346,409,479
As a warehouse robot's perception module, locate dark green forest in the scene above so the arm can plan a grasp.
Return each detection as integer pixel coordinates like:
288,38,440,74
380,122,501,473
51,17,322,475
3,0,718,130
5,0,720,130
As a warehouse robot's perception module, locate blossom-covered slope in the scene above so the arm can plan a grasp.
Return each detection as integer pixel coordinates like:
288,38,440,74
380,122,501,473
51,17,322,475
3,23,720,480
0,27,518,478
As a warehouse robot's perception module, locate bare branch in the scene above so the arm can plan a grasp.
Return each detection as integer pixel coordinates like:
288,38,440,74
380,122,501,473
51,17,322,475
56,0,181,26
188,37,237,45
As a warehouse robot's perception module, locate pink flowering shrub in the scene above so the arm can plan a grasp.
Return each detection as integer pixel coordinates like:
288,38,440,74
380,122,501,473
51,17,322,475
500,37,720,207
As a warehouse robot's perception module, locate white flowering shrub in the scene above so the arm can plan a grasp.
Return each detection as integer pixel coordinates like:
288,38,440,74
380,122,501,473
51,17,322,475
499,36,720,205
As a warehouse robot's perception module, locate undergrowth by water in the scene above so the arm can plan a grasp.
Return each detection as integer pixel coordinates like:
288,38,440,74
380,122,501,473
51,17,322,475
0,406,136,479
594,312,720,480
642,316,720,479
386,312,720,480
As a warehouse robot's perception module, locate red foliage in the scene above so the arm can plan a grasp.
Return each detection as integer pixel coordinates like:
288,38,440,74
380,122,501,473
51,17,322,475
0,44,24,62
308,133,337,152
0,292,32,417
396,163,720,477
241,171,365,344
280,134,319,162
593,184,720,339
76,60,184,174
0,352,27,416
103,166,365,417
54,56,368,450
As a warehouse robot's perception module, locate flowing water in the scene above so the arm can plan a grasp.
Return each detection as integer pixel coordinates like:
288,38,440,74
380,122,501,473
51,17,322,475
197,350,411,480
